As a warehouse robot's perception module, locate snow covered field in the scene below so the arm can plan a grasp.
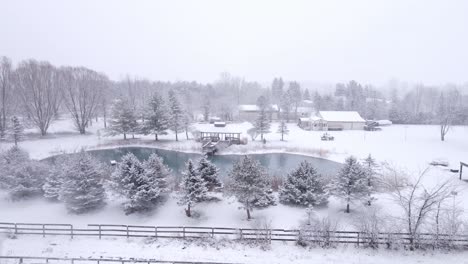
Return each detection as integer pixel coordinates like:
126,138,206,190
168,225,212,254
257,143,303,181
1,118,468,263
1,118,467,226
2,235,468,264
3,117,467,171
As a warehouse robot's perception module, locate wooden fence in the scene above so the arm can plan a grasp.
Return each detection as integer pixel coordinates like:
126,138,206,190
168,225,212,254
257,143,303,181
0,255,239,264
1,222,468,247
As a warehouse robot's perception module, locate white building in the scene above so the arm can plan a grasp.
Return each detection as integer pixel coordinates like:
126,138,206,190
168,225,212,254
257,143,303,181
298,116,328,131
318,111,366,130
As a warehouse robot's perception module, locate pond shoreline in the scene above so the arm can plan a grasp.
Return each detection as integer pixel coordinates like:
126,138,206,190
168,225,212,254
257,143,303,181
41,141,344,165
44,145,343,178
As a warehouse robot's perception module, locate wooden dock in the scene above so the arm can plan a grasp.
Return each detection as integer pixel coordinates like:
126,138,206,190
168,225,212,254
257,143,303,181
200,132,241,155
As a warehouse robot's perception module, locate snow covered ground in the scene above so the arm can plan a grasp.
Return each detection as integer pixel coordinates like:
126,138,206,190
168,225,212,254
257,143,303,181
2,235,468,264
1,118,467,226
3,117,467,172
1,118,468,263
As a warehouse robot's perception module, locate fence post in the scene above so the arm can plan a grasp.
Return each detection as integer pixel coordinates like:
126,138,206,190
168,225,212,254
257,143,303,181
357,232,360,247
212,228,215,238
70,225,74,239
46,258,49,263
99,225,102,240
183,227,186,239
43,224,46,238
19,257,23,264
126,225,129,238
14,223,18,234
239,229,243,240
154,227,158,238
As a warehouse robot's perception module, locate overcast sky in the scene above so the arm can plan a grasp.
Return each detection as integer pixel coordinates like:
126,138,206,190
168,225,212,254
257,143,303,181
1,0,468,85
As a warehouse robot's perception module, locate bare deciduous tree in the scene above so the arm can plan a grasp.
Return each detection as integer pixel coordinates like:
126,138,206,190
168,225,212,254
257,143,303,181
60,67,107,134
16,60,61,136
383,166,453,249
0,56,14,138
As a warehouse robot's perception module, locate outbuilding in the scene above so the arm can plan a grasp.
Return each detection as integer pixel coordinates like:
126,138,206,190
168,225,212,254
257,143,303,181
318,111,365,130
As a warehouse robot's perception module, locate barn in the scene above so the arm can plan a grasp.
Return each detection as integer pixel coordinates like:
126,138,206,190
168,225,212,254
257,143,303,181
318,111,365,130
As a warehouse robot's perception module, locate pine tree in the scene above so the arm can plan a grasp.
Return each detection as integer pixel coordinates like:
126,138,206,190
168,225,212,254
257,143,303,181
0,146,48,200
9,116,24,146
227,156,274,220
168,90,183,141
254,96,271,140
277,119,289,141
362,154,378,206
202,96,210,122
143,153,171,198
59,151,106,214
279,161,329,207
111,153,163,214
179,159,208,217
108,99,138,140
143,93,169,141
43,156,70,201
197,157,222,191
330,156,369,213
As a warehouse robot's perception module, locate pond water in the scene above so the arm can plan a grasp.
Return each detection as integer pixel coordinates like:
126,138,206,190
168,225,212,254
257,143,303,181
49,147,342,178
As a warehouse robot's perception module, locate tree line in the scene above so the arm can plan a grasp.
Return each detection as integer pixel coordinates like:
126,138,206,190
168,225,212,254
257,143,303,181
1,56,467,142
0,146,461,250
0,145,378,219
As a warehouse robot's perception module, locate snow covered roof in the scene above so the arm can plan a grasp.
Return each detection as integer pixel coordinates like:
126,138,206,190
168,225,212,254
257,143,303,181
318,111,365,122
299,116,323,122
238,104,279,112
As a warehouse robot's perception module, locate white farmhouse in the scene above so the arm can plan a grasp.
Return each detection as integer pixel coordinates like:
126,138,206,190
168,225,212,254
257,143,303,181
318,111,365,130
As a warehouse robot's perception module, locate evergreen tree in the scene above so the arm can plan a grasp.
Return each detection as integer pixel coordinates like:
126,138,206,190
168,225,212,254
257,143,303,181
362,154,378,206
197,157,222,191
9,116,24,146
142,153,171,198
0,146,48,200
254,95,271,140
168,90,183,141
179,159,208,217
108,99,138,140
227,156,274,220
279,161,329,207
143,93,169,141
43,156,70,200
277,119,289,141
330,156,370,213
59,151,106,214
202,96,210,122
111,153,163,214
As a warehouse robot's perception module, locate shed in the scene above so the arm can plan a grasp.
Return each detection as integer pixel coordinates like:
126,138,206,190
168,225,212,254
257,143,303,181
318,111,365,130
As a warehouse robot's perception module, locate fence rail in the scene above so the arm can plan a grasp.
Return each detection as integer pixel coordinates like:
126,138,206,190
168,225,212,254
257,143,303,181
1,222,468,247
0,256,239,264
